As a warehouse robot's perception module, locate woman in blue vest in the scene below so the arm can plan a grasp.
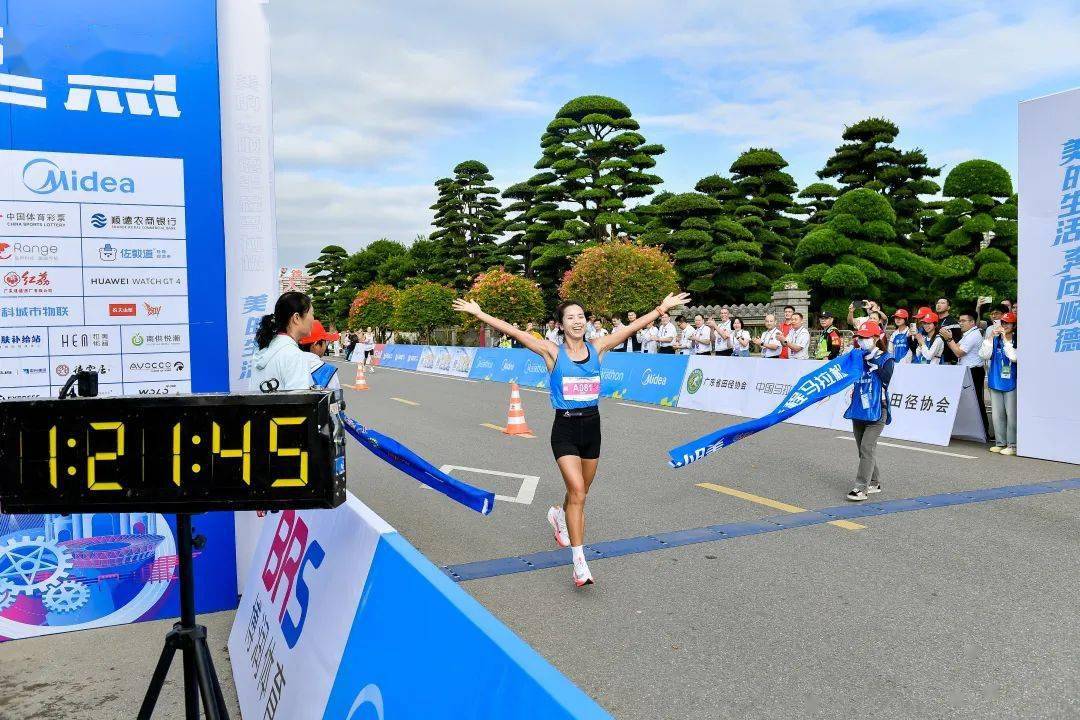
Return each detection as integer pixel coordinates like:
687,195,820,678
454,291,691,587
979,311,1017,455
843,321,896,502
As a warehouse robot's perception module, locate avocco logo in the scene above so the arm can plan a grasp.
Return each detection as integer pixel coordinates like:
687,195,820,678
686,368,704,394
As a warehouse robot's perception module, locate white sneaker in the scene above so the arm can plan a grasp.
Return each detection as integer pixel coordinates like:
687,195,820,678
547,506,570,548
867,481,882,494
572,557,594,587
989,445,1003,453
1000,447,1016,456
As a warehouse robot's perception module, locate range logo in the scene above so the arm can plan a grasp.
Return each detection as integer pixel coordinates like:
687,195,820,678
0,243,10,260
0,241,62,263
109,303,137,317
261,510,325,649
99,243,118,261
22,158,135,195
90,213,108,229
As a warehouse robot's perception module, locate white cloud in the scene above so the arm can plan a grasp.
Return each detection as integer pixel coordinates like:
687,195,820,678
274,172,434,267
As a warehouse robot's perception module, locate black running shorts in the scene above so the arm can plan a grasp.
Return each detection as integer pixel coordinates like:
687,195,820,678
550,407,601,460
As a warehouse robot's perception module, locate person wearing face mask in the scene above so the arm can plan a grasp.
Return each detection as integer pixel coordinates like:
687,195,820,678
980,311,1017,455
844,322,896,501
455,291,692,588
250,292,317,391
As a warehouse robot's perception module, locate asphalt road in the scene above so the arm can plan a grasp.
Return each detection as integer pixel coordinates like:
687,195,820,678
2,359,1079,719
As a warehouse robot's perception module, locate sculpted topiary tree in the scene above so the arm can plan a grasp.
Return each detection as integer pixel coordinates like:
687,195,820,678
429,160,509,289
728,148,801,282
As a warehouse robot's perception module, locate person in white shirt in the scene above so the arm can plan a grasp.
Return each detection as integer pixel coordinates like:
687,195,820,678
730,317,751,357
584,318,598,341
642,321,659,353
753,313,783,358
545,319,562,345
677,316,695,355
912,310,944,364
945,312,990,441
656,313,678,354
591,318,609,341
250,292,316,391
709,306,733,356
780,312,811,360
609,316,627,351
691,314,712,354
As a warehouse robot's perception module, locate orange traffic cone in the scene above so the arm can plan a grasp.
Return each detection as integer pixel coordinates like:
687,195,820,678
503,382,532,436
352,363,369,391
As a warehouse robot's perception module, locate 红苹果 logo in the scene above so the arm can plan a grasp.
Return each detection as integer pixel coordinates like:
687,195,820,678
90,213,108,229
686,368,704,394
22,158,135,195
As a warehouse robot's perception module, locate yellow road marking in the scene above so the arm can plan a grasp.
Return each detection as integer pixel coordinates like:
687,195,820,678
696,482,865,531
391,397,419,406
480,423,534,439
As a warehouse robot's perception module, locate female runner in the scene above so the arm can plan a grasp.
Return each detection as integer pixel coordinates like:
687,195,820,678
454,291,691,587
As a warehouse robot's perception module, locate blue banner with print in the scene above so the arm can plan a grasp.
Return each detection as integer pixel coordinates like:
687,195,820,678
668,350,866,468
468,348,549,388
321,531,612,720
379,344,422,370
600,352,688,406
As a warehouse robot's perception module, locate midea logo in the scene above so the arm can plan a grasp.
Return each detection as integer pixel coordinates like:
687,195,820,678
22,158,135,195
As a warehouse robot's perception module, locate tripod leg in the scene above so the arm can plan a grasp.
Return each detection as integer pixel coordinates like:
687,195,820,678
183,646,200,720
200,638,231,718
137,642,178,720
192,639,223,720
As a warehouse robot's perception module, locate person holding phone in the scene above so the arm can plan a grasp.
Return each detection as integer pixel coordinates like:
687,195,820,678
980,312,1017,455
912,310,944,364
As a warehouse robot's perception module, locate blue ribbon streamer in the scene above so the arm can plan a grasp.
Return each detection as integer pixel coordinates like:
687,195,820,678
339,412,495,515
668,350,867,468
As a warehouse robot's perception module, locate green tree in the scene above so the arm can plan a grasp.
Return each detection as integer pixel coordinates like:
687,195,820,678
348,283,399,332
501,181,571,279
334,240,409,322
531,95,665,243
391,281,457,343
429,160,509,289
304,245,348,323
817,117,941,245
728,148,801,281
795,182,840,227
559,241,678,318
464,268,546,327
925,159,1017,304
793,188,935,318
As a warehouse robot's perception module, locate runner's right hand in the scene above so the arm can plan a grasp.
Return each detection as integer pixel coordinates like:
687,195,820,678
453,298,482,316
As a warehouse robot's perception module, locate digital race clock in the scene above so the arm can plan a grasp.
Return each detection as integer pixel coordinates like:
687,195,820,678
0,391,347,514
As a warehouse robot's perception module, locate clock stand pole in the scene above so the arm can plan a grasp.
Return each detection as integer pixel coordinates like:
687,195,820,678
137,513,230,719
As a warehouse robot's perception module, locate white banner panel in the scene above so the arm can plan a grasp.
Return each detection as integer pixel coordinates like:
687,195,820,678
1017,88,1080,464
678,355,977,446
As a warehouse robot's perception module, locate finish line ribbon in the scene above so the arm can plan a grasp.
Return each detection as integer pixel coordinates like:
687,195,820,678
339,412,495,515
668,350,867,468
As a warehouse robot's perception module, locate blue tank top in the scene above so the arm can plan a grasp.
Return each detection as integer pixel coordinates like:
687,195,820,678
890,330,911,363
548,342,602,411
987,336,1016,392
844,355,894,424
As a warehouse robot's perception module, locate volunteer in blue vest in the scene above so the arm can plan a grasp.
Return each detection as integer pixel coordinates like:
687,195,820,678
889,309,914,362
299,320,342,390
979,311,1017,455
911,310,944,364
844,321,896,501
250,291,316,391
454,290,691,587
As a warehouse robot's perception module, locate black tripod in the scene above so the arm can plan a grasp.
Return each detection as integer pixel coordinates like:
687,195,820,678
138,514,230,719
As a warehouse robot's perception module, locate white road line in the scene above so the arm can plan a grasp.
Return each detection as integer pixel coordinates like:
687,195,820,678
616,402,687,415
833,436,979,459
372,366,477,382
518,387,550,394
440,465,540,505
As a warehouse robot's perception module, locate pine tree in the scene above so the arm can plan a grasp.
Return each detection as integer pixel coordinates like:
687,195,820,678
728,148,801,284
304,245,348,325
795,182,840,227
817,117,941,246
429,160,508,289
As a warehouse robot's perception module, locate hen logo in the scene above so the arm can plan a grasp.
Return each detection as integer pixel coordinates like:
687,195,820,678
90,213,108,229
22,158,135,195
261,510,325,649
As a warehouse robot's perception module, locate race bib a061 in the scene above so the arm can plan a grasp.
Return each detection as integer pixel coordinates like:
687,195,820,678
562,376,600,402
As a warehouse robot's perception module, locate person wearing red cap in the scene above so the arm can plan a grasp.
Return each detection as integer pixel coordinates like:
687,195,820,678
889,309,914,363
844,321,895,501
299,320,342,390
912,310,944,364
979,311,1017,455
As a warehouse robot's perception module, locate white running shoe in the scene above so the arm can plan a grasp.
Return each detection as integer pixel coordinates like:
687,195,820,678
572,557,594,587
547,506,570,548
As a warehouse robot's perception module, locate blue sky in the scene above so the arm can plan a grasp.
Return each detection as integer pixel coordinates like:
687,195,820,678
268,0,1080,268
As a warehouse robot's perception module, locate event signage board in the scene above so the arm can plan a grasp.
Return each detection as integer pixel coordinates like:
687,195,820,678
418,345,477,378
677,355,981,446
229,494,612,720
468,347,550,388
378,344,422,370
1017,88,1080,463
600,351,687,406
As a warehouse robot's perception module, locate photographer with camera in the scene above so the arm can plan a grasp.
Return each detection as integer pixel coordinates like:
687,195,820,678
847,299,889,331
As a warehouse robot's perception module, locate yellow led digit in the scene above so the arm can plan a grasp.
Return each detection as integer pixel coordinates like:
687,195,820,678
87,422,125,491
172,422,182,487
212,420,251,484
49,425,58,489
269,416,308,488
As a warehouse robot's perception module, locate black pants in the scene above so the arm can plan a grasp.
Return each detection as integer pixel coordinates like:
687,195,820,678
970,366,993,442
658,346,675,354
716,349,733,357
